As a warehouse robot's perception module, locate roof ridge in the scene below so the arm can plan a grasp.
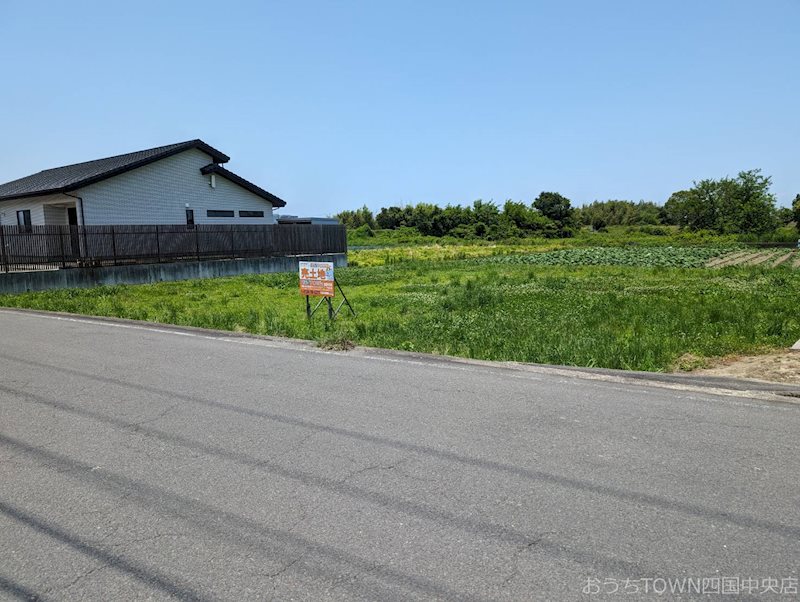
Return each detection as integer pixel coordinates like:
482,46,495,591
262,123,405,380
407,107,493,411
33,139,202,174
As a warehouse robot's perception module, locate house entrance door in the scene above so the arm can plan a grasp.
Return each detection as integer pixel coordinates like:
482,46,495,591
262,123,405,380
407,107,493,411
67,207,81,259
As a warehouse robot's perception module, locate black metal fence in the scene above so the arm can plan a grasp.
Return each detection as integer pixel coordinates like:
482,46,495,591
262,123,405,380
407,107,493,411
0,224,347,272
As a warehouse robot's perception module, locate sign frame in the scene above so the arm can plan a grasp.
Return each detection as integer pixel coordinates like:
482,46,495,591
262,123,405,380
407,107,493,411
298,261,335,298
298,260,356,320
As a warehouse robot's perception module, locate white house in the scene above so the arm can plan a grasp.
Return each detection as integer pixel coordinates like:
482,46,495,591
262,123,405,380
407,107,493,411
0,139,286,227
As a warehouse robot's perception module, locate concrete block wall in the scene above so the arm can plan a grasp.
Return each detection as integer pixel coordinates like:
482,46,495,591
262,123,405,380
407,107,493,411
0,253,348,294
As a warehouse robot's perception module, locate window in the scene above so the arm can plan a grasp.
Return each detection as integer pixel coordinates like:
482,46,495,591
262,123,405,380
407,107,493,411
206,210,234,218
239,210,264,218
17,210,32,232
186,209,195,226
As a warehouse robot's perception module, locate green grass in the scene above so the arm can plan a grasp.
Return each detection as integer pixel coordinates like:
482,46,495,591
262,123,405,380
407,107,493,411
2,257,798,373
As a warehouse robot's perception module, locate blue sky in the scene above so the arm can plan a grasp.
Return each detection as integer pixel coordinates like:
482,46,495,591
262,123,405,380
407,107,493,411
2,1,798,216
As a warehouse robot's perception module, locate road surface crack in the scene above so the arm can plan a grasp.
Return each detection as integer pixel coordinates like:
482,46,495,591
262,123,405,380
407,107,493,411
501,534,554,587
107,531,188,548
276,432,315,459
124,402,182,430
266,555,304,579
340,459,408,483
44,563,106,595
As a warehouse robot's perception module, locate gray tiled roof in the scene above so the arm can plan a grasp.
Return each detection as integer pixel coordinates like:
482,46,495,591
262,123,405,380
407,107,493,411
0,140,230,201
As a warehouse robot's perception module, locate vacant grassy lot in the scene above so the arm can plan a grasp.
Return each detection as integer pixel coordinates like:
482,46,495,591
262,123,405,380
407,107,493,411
2,248,798,372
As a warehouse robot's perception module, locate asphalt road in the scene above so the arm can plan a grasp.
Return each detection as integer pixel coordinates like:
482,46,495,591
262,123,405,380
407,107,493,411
1,309,798,601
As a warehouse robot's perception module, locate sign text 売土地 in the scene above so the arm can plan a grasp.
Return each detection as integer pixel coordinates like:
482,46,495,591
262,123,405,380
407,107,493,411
299,261,334,297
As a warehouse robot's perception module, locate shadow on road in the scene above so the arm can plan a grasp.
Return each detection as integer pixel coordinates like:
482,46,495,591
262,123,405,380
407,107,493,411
0,572,50,602
0,500,208,601
0,433,488,601
1,353,798,546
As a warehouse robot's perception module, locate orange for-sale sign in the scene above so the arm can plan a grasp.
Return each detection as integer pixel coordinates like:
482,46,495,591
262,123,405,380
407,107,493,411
299,261,334,297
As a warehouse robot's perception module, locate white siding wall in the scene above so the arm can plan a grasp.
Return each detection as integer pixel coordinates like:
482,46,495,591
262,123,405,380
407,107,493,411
0,194,74,226
77,148,276,225
43,204,69,225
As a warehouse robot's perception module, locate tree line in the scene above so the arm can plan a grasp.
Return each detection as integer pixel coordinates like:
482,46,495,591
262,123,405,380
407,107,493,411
336,169,799,240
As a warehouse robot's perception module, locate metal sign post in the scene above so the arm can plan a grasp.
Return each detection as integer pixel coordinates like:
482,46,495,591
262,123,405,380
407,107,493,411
332,278,356,318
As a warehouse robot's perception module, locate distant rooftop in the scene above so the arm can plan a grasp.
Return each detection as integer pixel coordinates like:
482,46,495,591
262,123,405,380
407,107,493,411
276,214,339,225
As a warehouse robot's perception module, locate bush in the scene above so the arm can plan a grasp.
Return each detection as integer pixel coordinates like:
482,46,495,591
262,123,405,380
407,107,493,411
639,225,669,236
590,216,608,232
353,224,374,238
449,224,477,239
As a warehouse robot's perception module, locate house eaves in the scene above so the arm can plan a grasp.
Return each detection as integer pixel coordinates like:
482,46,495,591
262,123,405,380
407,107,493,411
200,164,287,208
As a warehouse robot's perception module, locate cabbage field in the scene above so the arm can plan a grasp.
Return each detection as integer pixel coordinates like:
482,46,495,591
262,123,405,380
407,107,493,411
474,246,800,269
353,244,800,270
474,246,733,268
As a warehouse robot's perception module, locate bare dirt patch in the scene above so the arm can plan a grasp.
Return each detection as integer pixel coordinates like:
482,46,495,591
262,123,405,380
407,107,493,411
686,350,800,385
706,251,750,268
318,337,356,351
741,251,777,266
706,249,798,269
771,251,796,267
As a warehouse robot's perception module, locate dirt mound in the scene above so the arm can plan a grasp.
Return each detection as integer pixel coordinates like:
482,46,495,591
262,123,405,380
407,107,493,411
688,351,800,384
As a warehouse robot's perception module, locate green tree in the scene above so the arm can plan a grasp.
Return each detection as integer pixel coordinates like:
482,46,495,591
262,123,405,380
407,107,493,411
724,169,776,235
663,190,695,227
577,200,662,226
408,203,443,236
336,205,375,229
590,216,608,231
533,192,575,236
503,200,554,234
376,206,411,229
533,192,573,223
471,200,500,227
686,179,722,231
432,204,471,236
777,207,794,225
793,194,800,225
664,170,777,235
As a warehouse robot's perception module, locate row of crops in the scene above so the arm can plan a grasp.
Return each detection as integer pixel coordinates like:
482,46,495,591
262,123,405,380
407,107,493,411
472,247,799,269
706,249,800,268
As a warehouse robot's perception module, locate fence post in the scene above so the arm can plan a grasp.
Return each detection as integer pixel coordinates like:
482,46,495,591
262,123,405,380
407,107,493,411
230,227,235,259
111,226,117,266
156,225,161,262
58,226,66,269
0,226,7,273
81,225,88,267
195,227,201,261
